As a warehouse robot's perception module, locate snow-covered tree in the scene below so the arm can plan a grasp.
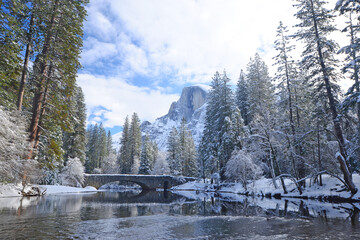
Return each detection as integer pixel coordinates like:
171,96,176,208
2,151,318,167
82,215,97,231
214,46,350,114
235,70,250,126
139,134,152,175
152,152,170,175
85,123,108,173
63,86,87,163
244,53,278,187
293,0,357,193
118,116,131,173
225,150,262,190
60,157,84,187
273,21,306,182
199,71,238,180
167,127,181,175
129,112,142,172
183,130,198,177
336,1,360,172
0,108,32,183
102,152,118,174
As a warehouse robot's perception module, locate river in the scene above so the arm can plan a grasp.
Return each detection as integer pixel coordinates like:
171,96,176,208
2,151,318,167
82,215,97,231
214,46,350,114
0,190,359,239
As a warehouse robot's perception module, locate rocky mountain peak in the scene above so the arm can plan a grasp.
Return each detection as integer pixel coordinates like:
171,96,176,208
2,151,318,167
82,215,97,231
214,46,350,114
167,86,207,122
141,86,208,151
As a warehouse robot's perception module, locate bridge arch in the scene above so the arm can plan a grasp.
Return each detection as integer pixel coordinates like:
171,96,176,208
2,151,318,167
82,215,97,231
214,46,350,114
84,174,195,191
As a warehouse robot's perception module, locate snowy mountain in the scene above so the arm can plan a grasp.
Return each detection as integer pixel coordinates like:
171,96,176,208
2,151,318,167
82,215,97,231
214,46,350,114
141,86,208,151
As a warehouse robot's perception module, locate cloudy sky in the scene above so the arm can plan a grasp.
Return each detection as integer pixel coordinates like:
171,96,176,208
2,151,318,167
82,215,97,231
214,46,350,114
77,0,340,135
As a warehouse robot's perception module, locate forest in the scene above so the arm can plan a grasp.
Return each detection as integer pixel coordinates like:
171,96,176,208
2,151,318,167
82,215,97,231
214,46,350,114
1,0,360,197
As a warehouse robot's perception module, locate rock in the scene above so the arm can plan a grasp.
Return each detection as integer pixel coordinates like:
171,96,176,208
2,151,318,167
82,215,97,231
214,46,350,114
141,86,208,151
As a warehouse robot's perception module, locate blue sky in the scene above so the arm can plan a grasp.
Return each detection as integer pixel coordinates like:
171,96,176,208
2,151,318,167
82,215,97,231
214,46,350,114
76,0,340,135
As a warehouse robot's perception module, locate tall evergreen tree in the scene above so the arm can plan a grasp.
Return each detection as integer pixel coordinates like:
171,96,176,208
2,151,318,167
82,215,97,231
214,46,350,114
178,117,198,177
273,21,306,182
336,1,360,172
183,130,198,177
293,0,357,193
139,134,152,175
247,53,275,122
119,116,131,173
63,86,87,164
106,130,113,155
129,112,142,172
27,0,88,160
235,70,250,126
199,71,237,180
0,0,22,108
245,53,278,187
167,126,181,175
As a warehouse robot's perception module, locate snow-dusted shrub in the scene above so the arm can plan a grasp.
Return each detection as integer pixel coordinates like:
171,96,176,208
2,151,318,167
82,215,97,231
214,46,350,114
0,108,33,183
102,152,119,174
152,152,170,175
39,167,61,185
60,157,84,187
225,150,262,190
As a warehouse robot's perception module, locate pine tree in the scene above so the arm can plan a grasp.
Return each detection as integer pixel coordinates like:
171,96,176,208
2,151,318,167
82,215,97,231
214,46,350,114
199,72,222,179
63,86,86,164
273,21,306,182
245,53,278,187
247,53,275,122
97,123,107,169
183,130,198,177
217,71,236,179
167,126,181,175
85,124,98,173
177,118,198,177
0,0,22,109
129,113,142,172
178,118,187,173
199,71,237,180
150,140,158,170
139,134,152,175
27,0,88,160
336,1,360,172
293,0,357,193
119,116,131,173
106,130,113,156
235,70,250,126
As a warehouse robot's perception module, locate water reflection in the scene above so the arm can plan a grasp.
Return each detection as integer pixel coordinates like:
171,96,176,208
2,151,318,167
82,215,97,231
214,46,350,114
0,190,359,239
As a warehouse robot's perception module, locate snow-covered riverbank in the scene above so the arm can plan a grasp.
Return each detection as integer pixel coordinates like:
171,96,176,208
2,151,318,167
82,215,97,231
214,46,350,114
2,174,360,202
0,184,97,198
172,174,360,202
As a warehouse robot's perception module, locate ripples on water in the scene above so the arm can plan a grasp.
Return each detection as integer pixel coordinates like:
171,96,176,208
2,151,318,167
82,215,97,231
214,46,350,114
0,190,359,239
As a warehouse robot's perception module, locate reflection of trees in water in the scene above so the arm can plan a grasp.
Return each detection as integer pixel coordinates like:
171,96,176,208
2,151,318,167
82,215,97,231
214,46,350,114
216,197,360,227
1,190,360,236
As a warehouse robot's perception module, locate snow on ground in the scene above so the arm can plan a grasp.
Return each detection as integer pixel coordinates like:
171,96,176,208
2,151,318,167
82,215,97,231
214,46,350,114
173,174,360,201
0,184,97,198
38,185,97,195
0,183,23,197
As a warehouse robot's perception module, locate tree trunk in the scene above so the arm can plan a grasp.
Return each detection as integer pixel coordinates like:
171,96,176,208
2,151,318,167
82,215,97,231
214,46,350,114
317,122,322,186
309,0,357,194
17,14,34,111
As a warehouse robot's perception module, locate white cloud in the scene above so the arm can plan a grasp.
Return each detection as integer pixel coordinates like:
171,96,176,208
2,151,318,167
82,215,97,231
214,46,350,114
81,37,117,66
80,0,346,128
84,0,306,84
77,73,179,127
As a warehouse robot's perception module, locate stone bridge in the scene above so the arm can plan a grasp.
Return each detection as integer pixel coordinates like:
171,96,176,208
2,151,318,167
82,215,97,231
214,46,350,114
84,174,195,190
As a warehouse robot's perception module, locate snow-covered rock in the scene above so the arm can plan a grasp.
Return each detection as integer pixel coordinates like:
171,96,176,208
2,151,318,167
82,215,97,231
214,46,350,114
142,86,208,151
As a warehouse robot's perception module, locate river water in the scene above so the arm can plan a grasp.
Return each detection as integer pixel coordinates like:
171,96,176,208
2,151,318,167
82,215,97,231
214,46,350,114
0,190,359,239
